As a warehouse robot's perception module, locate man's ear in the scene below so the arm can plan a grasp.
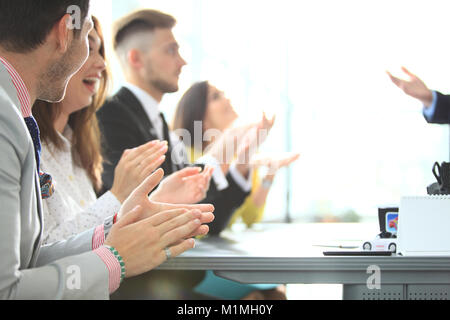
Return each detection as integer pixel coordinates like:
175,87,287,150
127,49,144,70
52,13,73,54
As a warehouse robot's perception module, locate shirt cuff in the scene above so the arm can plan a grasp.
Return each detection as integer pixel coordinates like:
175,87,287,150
196,154,229,191
92,224,105,250
87,191,122,219
93,246,122,294
229,164,253,192
423,90,438,121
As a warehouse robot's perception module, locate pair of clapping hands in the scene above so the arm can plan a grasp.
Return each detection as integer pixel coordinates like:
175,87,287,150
106,168,215,279
206,113,299,175
106,140,215,280
205,113,277,174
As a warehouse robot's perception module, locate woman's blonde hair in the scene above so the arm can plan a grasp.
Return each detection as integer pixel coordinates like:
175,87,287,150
33,16,111,192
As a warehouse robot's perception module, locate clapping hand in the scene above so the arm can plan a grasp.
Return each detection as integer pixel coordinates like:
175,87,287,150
110,140,168,203
236,113,276,165
117,169,215,232
150,166,214,204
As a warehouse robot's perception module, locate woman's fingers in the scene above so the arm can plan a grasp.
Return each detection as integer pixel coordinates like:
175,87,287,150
134,142,168,168
126,140,166,167
125,140,160,160
177,167,203,179
201,166,214,181
138,148,168,169
185,166,213,184
182,174,206,185
187,182,210,203
273,154,299,169
284,153,300,166
189,191,204,204
142,155,166,177
133,168,165,197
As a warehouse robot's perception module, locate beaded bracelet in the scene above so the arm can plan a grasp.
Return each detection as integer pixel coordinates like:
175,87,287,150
105,245,126,283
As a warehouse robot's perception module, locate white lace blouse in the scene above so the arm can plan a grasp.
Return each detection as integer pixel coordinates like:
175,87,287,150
40,126,121,245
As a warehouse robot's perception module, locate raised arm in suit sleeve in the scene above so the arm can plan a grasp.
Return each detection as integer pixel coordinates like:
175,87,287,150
424,91,450,124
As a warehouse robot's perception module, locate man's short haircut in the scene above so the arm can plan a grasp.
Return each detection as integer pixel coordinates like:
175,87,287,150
0,0,90,53
113,9,177,51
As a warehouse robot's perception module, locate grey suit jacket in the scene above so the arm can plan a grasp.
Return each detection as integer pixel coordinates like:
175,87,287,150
0,64,110,300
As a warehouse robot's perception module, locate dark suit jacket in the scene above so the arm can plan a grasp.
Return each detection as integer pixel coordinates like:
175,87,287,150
424,91,450,124
97,87,250,235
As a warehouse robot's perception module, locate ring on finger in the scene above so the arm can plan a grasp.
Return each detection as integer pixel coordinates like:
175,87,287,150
164,247,172,260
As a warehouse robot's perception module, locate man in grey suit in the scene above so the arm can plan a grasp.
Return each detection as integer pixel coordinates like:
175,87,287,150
0,0,214,300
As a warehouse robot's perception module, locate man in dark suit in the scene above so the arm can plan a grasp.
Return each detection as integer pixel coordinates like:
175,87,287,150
388,67,450,124
97,9,272,299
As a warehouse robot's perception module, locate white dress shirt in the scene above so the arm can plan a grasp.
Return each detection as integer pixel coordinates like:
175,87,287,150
40,126,121,244
123,82,252,192
123,83,164,141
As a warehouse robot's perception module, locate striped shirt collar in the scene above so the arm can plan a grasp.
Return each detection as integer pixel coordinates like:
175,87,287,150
0,56,32,117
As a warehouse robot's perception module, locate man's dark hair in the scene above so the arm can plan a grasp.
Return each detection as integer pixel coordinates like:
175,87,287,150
113,9,176,51
0,0,90,53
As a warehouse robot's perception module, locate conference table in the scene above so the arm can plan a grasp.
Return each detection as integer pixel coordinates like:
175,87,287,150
158,222,450,300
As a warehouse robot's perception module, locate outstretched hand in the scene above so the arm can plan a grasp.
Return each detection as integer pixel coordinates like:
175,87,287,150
251,152,300,176
387,67,434,107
